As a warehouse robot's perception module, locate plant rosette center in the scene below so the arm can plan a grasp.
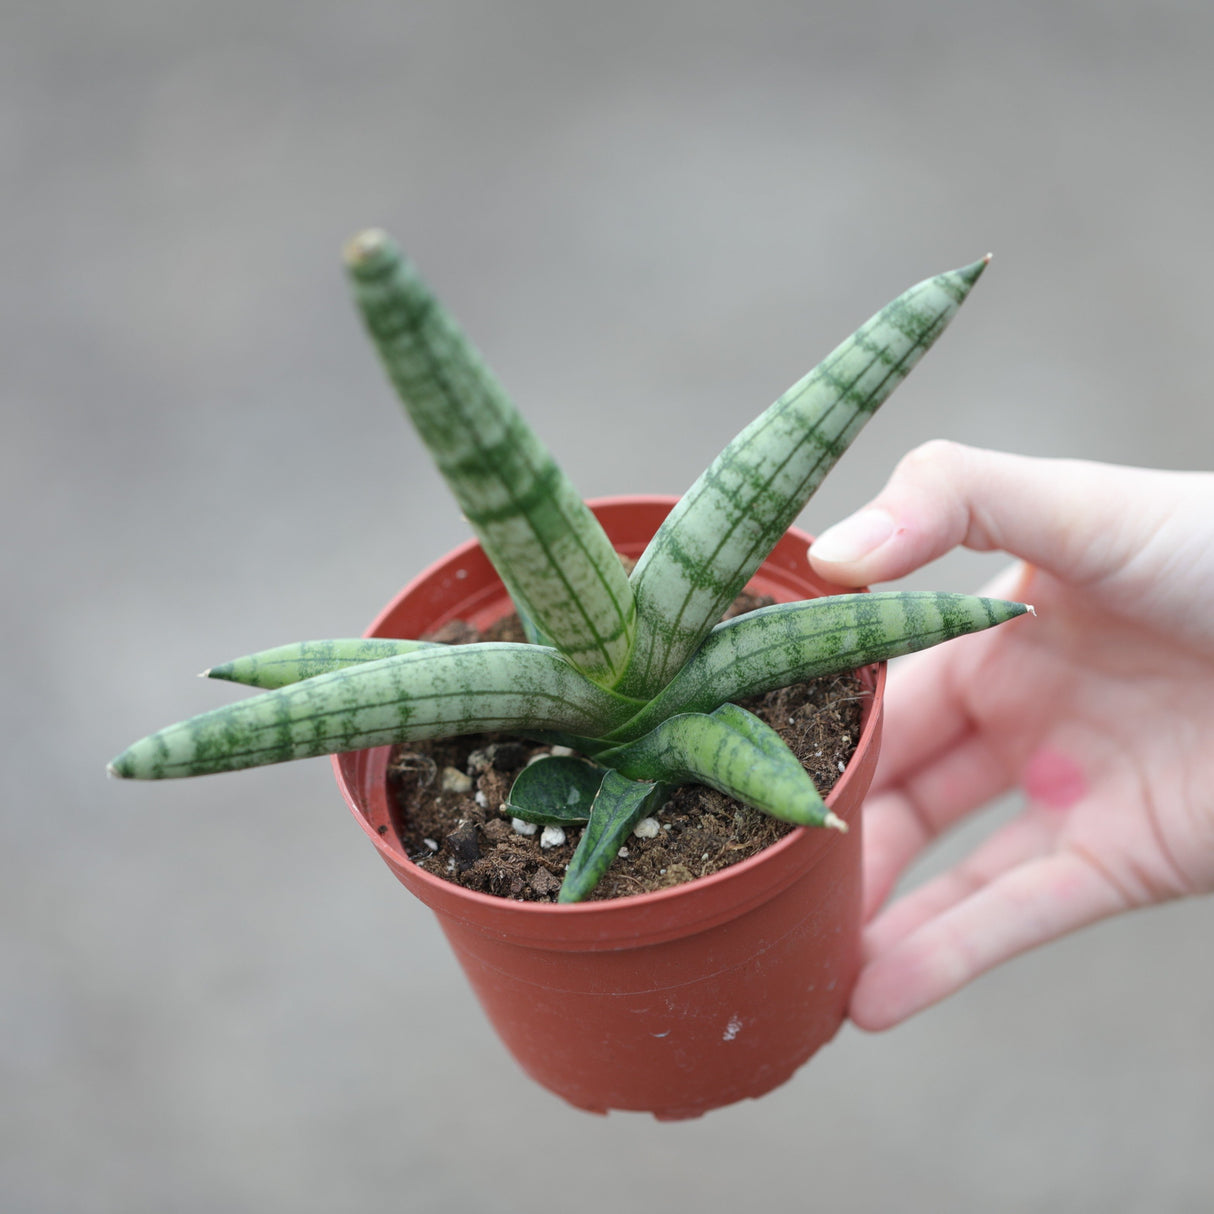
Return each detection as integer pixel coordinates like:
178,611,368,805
388,603,867,902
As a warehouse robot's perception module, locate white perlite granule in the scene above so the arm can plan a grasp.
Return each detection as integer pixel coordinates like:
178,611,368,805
440,766,473,793
540,825,566,849
633,817,660,839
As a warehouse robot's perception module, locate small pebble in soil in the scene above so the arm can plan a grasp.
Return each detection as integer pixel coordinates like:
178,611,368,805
446,822,481,872
441,766,473,793
530,868,562,897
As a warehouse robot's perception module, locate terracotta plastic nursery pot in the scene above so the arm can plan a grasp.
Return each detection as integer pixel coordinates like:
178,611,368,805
333,496,885,1119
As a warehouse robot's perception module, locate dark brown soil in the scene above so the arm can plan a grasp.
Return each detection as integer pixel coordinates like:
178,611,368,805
387,599,867,902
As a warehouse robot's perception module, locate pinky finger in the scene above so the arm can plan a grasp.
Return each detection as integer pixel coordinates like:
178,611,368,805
848,848,1132,1032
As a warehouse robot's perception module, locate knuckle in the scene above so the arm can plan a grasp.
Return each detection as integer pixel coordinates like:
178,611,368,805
896,438,967,480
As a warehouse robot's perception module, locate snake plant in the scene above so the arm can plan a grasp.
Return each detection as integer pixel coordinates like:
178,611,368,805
110,231,1029,901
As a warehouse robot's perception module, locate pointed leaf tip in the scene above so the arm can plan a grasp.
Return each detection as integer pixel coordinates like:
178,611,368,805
957,254,992,287
343,228,398,276
345,234,636,686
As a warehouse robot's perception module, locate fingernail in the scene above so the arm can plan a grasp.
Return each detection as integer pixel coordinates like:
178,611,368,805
809,509,895,564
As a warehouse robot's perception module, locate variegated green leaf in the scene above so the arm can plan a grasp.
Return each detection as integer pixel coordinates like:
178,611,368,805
504,754,604,825
612,592,1029,741
558,770,667,903
617,257,990,699
598,703,840,830
344,230,635,687
108,644,640,780
206,638,439,689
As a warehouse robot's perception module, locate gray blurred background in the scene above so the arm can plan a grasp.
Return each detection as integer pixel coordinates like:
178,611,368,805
5,1,1212,1210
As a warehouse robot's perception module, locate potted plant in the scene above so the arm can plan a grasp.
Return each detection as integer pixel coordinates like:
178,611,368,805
110,231,1029,1117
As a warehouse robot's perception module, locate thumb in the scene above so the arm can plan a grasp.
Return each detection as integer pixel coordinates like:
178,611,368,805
807,440,1160,588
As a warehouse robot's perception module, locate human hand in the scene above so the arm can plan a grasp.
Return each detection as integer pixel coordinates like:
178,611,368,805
807,440,1214,1030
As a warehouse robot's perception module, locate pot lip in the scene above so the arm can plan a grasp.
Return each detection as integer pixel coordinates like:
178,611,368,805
332,493,885,928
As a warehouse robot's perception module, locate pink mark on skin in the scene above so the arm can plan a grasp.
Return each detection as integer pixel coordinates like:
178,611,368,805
1023,747,1087,811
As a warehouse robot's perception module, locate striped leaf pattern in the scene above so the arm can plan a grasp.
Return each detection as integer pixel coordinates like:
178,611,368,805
558,771,667,903
108,644,640,779
617,257,990,699
206,638,439,689
614,592,1029,740
109,237,1029,903
345,230,635,687
598,703,835,829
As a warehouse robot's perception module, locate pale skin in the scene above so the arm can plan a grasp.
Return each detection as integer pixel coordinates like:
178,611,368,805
806,440,1214,1031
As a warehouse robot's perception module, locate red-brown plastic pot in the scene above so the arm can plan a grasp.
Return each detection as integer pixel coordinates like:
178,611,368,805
333,496,885,1119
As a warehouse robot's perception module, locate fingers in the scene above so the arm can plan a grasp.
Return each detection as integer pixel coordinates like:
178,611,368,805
868,599,1025,787
808,440,1157,589
863,804,1059,951
849,847,1132,1031
857,563,1051,912
861,724,1017,919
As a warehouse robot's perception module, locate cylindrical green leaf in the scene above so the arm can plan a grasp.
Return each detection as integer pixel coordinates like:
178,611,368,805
345,230,635,687
207,639,438,689
599,704,832,828
612,592,1028,741
617,258,990,699
109,644,639,780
